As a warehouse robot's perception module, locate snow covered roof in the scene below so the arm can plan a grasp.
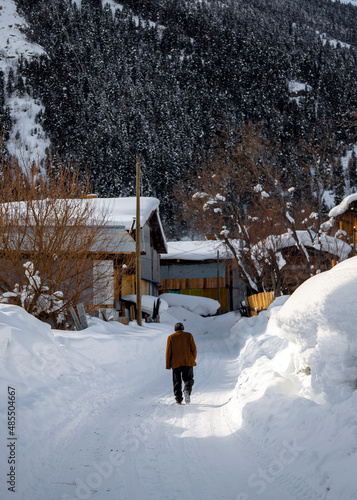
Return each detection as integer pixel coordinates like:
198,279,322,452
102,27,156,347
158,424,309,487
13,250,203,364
328,193,357,218
88,196,161,230
1,196,167,253
254,230,351,260
3,196,161,230
160,240,238,261
79,196,168,253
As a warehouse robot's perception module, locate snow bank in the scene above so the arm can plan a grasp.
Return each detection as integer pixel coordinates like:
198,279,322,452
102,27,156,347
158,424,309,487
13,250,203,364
228,289,357,499
0,304,72,382
160,305,239,336
159,293,220,316
0,304,173,499
274,256,357,404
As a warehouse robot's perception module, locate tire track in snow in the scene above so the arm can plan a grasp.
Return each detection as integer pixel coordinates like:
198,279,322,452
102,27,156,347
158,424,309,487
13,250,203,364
158,332,261,500
221,395,327,500
231,424,326,500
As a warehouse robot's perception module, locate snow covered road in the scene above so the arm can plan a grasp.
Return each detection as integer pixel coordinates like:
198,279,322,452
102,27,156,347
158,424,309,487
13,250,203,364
24,319,256,500
21,314,312,500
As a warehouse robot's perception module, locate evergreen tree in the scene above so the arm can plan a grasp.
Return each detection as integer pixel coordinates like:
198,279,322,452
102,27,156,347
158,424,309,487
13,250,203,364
332,158,345,204
348,151,357,192
11,0,357,235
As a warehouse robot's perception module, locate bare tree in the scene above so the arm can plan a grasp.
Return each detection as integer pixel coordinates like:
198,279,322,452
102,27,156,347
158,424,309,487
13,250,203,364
181,122,284,293
0,154,129,328
181,123,344,295
282,136,344,279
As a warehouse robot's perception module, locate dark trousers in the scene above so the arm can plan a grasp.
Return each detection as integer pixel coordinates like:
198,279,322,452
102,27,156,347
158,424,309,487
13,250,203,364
172,366,194,402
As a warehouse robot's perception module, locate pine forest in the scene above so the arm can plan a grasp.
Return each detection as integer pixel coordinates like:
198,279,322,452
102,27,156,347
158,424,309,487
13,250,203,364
1,0,357,237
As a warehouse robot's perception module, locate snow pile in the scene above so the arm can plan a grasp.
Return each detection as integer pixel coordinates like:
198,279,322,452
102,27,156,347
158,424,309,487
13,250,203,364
228,282,357,499
0,304,67,380
160,304,239,336
159,292,220,316
274,256,357,404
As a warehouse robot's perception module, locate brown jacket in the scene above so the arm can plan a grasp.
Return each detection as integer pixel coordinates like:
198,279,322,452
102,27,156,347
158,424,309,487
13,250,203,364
166,330,197,370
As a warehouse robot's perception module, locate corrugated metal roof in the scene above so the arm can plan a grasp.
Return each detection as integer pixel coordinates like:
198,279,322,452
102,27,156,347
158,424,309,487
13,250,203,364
161,262,226,280
91,228,137,253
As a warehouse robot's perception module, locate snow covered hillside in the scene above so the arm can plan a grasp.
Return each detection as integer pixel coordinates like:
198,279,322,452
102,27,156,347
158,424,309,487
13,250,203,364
1,257,357,499
0,0,49,166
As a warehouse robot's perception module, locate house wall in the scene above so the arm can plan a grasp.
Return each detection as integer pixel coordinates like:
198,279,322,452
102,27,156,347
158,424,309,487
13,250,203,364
161,262,226,280
93,260,114,306
141,224,161,295
228,265,247,311
277,247,337,294
337,203,357,250
160,260,234,312
121,275,150,296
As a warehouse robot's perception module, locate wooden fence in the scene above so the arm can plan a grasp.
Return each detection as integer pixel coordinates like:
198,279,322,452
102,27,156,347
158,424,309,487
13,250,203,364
245,291,275,316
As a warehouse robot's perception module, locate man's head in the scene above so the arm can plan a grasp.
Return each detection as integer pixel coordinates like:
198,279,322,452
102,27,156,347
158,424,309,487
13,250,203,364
174,322,184,331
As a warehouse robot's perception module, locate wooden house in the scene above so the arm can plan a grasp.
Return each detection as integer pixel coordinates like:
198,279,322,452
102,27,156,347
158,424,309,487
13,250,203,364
88,197,167,318
160,240,246,313
0,195,167,325
254,230,352,295
329,194,357,253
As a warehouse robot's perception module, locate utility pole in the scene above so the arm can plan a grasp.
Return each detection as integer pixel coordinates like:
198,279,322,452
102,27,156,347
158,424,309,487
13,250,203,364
217,250,220,314
136,155,142,326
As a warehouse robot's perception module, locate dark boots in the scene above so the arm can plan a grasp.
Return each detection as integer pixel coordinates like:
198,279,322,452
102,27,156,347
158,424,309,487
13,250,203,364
173,366,194,404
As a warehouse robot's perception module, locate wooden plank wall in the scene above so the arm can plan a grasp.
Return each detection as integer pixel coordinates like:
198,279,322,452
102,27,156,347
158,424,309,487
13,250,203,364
121,275,150,296
161,277,226,290
245,291,274,316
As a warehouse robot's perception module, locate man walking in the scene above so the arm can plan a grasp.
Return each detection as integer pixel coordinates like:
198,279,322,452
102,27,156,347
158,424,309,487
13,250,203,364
166,322,197,404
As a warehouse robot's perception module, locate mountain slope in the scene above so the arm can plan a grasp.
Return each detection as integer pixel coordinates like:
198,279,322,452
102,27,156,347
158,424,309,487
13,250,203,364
0,0,48,165
2,0,357,233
